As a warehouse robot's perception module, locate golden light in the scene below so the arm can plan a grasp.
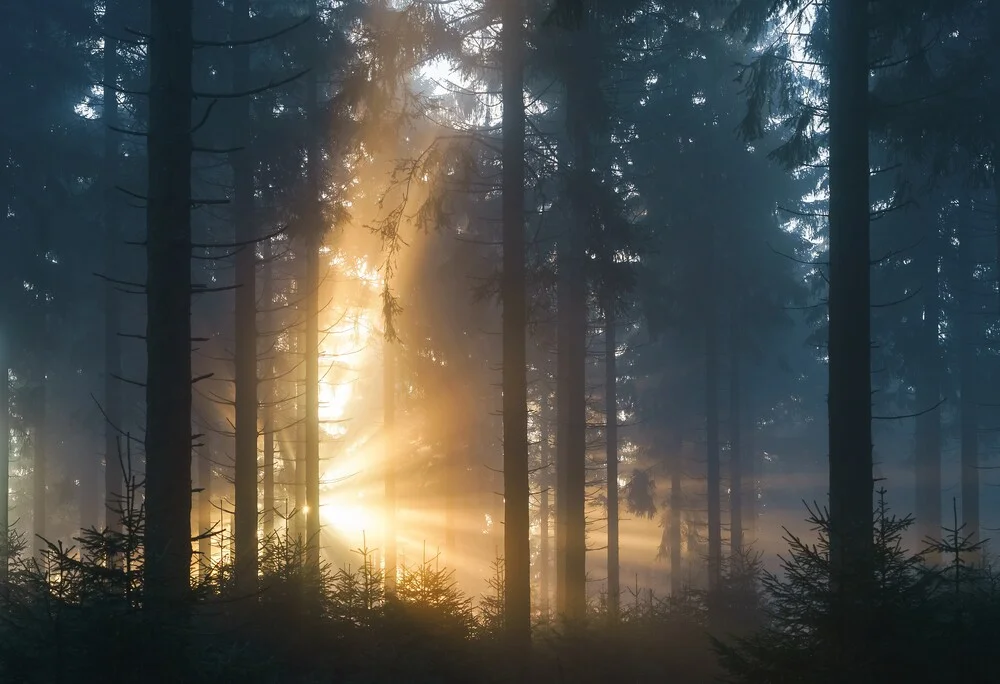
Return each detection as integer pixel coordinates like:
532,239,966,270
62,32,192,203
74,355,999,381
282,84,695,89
315,251,388,559
322,499,377,537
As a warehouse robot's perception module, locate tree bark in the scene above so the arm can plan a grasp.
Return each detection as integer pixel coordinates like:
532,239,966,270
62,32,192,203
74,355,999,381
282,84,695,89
670,439,682,597
827,0,873,651
33,395,46,555
705,227,721,593
501,0,530,649
604,300,619,619
539,385,552,618
231,0,258,596
145,0,194,615
0,332,7,580
102,0,124,536
383,338,397,592
745,408,756,542
294,317,306,542
556,67,590,627
914,221,941,561
198,441,212,580
303,0,321,571
729,306,743,558
262,247,275,538
958,217,980,561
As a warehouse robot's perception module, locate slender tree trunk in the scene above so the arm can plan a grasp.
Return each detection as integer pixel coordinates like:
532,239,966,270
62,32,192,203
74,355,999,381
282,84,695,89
303,0,321,571
231,0,258,595
33,208,50,557
539,387,551,618
958,218,980,561
670,440,682,596
145,0,194,615
0,332,8,580
745,408,756,542
501,0,530,647
262,249,275,538
384,338,397,592
33,398,46,554
556,83,590,627
914,221,941,561
557,221,588,622
827,0,873,654
705,229,721,593
198,443,212,579
445,413,459,557
103,0,124,535
730,307,743,558
604,300,619,619
295,318,306,542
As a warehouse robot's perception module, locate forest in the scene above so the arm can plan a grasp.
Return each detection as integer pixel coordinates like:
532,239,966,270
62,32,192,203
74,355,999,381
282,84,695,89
1,0,999,681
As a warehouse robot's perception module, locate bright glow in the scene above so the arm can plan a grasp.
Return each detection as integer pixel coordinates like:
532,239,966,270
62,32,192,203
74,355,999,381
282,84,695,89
322,501,376,536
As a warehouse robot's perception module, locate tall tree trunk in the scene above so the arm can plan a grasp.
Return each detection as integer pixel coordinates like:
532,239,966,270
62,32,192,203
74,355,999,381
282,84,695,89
670,439,682,596
827,0,873,653
33,206,50,557
539,386,552,619
145,0,194,615
729,307,743,558
102,0,124,535
231,0,258,596
556,215,588,622
914,221,941,561
0,332,8,580
556,75,591,627
294,317,306,541
198,442,212,579
33,396,46,554
705,229,721,593
604,300,619,619
384,338,397,592
501,0,530,647
262,248,275,538
958,217,980,561
303,0,321,571
745,407,756,542
445,444,456,555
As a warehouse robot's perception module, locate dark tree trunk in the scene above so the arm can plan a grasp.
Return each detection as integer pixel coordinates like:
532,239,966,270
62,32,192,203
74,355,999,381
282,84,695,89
539,387,552,618
729,307,743,558
384,339,397,592
958,218,980,560
556,74,591,626
556,215,588,621
745,408,757,542
33,209,50,557
501,0,530,648
33,395,46,554
914,222,941,561
198,442,212,579
705,227,721,593
145,0,194,614
295,321,306,541
670,441,682,597
604,301,619,619
827,0,873,649
445,442,457,555
303,0,321,571
231,0,258,595
262,248,275,538
0,332,7,580
102,0,124,535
